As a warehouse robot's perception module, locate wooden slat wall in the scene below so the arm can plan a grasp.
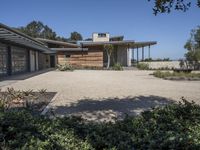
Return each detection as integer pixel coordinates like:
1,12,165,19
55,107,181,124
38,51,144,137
57,46,103,68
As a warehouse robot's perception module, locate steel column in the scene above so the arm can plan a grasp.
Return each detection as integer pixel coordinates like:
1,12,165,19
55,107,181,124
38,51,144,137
148,45,151,59
142,47,144,61
137,47,139,64
7,46,12,76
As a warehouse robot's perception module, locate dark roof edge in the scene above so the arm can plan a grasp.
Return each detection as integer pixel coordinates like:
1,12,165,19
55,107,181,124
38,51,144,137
0,23,45,46
36,38,79,47
110,35,124,39
80,40,135,46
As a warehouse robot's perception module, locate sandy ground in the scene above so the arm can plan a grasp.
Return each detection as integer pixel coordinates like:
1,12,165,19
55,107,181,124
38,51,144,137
1,70,200,122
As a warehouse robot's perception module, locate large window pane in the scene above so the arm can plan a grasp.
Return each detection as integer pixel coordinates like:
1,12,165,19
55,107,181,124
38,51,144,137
0,43,7,76
11,46,28,74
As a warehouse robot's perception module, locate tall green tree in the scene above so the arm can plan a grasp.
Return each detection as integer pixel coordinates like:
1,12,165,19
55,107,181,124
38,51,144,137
184,26,200,69
69,32,83,41
148,0,200,15
16,21,67,41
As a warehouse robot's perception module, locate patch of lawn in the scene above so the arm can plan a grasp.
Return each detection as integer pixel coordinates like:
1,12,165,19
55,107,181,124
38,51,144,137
1,99,200,149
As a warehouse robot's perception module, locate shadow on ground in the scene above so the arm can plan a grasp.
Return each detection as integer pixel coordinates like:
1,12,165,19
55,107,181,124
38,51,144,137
52,95,174,122
0,68,55,87
0,68,54,81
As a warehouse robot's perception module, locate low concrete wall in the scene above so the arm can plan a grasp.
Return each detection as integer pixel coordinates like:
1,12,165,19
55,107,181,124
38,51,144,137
140,61,180,69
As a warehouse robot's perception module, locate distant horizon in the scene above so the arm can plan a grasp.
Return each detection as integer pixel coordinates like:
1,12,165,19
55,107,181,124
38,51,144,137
0,0,200,60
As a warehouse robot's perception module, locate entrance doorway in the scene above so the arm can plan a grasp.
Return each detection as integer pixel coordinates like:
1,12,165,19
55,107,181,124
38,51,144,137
50,55,55,68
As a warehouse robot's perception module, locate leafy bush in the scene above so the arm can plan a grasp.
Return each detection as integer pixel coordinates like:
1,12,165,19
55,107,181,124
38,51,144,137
112,63,123,71
128,98,200,149
57,63,74,71
1,98,200,149
137,63,149,70
0,110,93,150
143,58,171,62
153,70,200,79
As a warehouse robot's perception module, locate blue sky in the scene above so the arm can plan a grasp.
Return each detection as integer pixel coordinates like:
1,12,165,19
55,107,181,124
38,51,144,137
0,0,199,59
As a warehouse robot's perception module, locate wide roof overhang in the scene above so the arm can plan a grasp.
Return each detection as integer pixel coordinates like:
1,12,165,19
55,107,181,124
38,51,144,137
81,40,157,48
133,41,157,48
36,38,79,48
0,23,53,53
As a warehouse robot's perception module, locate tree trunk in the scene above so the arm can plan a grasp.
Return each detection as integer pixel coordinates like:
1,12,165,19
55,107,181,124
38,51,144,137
106,49,110,69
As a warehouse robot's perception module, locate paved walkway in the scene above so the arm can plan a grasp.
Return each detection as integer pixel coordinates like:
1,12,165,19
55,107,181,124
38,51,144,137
1,70,200,122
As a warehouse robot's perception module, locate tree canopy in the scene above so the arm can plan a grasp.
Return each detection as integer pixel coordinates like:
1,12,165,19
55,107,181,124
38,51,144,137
69,32,83,41
148,0,200,15
16,21,68,42
184,27,200,69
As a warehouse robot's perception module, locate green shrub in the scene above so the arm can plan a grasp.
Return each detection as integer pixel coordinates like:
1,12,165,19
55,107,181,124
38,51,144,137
57,63,74,71
1,98,200,149
112,63,123,71
137,63,149,70
153,70,200,79
0,110,93,150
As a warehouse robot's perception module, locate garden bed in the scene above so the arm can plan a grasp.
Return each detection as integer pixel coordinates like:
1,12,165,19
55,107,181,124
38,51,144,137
153,70,200,81
0,88,56,114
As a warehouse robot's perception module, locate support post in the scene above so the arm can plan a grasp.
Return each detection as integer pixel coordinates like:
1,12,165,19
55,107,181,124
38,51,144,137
142,47,144,61
7,46,12,76
148,45,151,59
27,49,30,72
34,51,37,71
132,48,134,63
137,46,139,64
127,44,131,67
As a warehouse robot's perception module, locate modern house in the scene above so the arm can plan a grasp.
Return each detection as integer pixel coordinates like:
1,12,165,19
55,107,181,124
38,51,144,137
0,23,157,77
0,23,55,77
37,33,157,68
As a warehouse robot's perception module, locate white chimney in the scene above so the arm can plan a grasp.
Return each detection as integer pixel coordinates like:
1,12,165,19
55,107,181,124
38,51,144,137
92,33,110,42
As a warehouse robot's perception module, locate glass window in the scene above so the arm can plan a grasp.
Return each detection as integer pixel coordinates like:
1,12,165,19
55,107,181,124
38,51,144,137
11,46,28,74
98,33,106,38
0,43,7,76
65,54,70,58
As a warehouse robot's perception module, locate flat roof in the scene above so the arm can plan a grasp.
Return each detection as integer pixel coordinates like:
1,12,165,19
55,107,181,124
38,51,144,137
0,23,52,53
81,40,135,46
109,35,124,40
36,38,79,48
80,40,157,48
133,41,157,48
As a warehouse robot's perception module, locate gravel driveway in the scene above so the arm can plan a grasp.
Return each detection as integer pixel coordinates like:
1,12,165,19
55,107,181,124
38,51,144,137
1,70,200,122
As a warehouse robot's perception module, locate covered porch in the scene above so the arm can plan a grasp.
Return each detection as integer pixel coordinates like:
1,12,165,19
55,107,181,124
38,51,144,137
103,41,157,67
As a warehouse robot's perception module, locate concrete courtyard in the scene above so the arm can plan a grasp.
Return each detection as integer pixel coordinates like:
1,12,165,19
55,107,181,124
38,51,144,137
1,70,200,121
